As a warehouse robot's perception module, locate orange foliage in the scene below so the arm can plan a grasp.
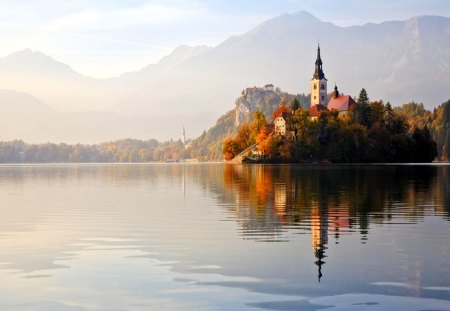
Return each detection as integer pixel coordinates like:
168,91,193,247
222,138,239,161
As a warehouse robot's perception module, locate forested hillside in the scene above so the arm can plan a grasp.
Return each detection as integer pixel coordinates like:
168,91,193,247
395,100,450,161
223,90,450,163
185,86,309,160
0,88,448,163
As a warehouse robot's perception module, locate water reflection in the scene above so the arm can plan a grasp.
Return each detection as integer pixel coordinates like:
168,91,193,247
221,164,450,281
0,164,448,310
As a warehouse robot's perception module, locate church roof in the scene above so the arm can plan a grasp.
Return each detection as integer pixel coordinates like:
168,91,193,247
328,95,356,112
309,104,328,117
313,45,326,80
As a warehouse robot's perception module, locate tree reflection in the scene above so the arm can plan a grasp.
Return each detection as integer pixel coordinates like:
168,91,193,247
222,164,450,281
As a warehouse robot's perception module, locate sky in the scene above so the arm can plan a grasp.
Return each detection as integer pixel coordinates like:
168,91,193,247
1,0,449,78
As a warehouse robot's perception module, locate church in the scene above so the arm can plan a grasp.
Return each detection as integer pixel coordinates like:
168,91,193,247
271,44,356,137
309,44,356,119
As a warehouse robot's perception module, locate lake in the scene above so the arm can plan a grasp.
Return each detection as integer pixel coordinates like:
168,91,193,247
0,163,449,310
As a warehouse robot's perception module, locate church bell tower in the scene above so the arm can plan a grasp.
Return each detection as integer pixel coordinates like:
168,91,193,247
310,44,328,107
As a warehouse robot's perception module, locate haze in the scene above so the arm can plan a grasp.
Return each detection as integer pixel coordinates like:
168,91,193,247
0,0,449,143
1,0,448,78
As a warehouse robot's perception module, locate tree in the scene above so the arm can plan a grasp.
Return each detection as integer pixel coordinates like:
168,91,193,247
385,102,395,131
354,88,371,127
256,127,270,156
235,123,254,151
370,101,385,126
222,138,239,161
412,126,437,162
358,88,369,106
250,110,267,139
290,98,300,111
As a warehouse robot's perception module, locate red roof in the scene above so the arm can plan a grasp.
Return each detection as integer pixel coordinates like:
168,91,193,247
328,95,356,112
309,104,328,117
272,105,292,120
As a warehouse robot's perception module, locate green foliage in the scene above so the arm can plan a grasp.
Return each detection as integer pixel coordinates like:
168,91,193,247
395,99,450,160
224,89,441,163
189,86,308,161
1,87,448,164
0,138,186,163
353,88,372,127
290,98,300,111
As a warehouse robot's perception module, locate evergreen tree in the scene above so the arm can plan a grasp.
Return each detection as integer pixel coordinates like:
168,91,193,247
355,88,371,127
385,102,395,131
290,98,300,111
358,88,369,106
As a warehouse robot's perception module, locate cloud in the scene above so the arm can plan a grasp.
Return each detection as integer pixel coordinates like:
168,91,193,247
42,3,206,32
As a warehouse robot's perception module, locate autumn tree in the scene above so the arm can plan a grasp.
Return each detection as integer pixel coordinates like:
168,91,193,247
250,110,267,139
222,138,239,161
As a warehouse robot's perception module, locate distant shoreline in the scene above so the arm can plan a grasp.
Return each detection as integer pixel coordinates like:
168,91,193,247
0,162,448,166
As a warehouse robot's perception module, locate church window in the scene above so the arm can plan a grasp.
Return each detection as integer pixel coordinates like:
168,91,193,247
314,96,316,99
321,84,324,90
322,96,324,100
314,84,317,90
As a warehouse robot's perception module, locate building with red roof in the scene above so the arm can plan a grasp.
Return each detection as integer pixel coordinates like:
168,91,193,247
327,85,356,115
272,104,292,136
309,104,328,119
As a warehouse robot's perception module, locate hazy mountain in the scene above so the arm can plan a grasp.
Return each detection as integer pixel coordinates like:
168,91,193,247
0,49,111,112
171,11,450,109
0,11,449,143
156,45,212,69
0,89,194,143
110,12,450,138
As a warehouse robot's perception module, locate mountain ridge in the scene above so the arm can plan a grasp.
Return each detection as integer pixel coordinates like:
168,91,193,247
0,12,449,142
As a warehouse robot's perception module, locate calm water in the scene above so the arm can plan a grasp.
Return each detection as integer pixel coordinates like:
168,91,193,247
0,164,449,310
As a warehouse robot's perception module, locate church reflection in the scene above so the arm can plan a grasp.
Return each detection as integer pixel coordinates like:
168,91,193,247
222,164,449,282
311,200,327,282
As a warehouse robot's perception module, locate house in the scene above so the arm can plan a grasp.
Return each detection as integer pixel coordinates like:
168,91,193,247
327,85,356,115
272,104,295,138
274,112,291,136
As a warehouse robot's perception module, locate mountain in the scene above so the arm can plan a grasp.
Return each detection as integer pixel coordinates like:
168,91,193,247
112,12,450,138
0,89,188,143
0,49,109,112
156,45,212,69
173,12,450,108
0,49,77,76
0,12,449,143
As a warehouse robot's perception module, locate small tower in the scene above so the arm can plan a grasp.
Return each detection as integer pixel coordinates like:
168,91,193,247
310,44,328,107
332,84,339,99
181,126,186,145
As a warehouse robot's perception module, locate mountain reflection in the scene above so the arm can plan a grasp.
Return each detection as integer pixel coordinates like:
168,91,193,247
222,164,450,281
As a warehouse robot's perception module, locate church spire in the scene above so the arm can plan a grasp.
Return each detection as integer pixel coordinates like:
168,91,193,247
310,43,328,107
333,84,339,98
313,44,325,80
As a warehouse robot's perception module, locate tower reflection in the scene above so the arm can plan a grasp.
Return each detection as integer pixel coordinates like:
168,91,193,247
221,164,449,282
311,200,328,282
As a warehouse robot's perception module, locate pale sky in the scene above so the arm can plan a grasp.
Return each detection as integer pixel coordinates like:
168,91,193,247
1,0,449,78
